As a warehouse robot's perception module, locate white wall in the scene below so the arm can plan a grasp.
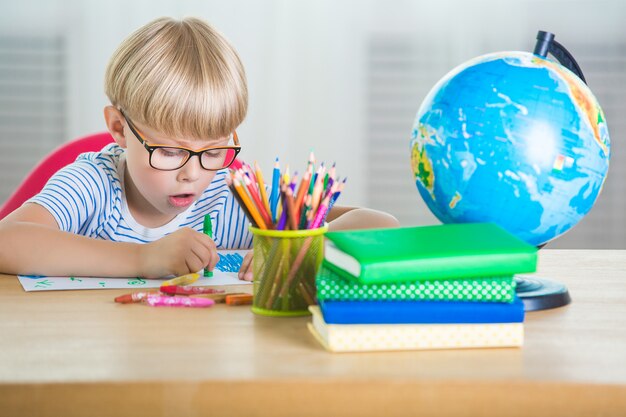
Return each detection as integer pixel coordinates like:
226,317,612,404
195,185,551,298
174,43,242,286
1,0,625,247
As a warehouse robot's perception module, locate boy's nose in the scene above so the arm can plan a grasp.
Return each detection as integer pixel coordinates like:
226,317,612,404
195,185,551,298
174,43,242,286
177,154,203,182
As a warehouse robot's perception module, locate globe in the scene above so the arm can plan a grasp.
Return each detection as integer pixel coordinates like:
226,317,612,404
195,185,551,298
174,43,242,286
410,51,610,247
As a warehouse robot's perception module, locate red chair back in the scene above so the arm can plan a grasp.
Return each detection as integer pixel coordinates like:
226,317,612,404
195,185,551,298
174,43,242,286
0,132,114,220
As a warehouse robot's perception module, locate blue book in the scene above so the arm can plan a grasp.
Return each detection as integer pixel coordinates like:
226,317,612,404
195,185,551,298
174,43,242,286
319,297,525,324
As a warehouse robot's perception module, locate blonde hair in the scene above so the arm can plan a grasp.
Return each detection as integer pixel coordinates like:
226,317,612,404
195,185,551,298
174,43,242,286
105,17,247,140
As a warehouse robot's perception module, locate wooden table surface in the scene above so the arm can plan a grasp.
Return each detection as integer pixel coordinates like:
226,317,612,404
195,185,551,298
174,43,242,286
1,250,625,417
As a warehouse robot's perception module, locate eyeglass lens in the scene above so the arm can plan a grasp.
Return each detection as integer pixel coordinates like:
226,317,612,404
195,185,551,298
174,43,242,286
150,147,237,170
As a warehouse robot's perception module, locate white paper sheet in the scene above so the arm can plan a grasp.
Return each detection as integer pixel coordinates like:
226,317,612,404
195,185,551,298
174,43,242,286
18,250,251,292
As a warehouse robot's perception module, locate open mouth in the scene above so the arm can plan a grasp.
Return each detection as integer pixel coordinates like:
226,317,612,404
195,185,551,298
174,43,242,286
168,193,195,208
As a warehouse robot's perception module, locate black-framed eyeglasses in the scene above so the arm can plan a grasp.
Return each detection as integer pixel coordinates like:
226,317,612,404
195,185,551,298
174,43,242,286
120,110,241,171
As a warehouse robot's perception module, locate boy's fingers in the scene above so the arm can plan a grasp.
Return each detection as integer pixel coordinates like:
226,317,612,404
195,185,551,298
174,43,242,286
192,230,218,270
191,245,211,272
208,250,220,271
243,269,253,281
239,251,253,280
197,229,217,248
186,246,208,274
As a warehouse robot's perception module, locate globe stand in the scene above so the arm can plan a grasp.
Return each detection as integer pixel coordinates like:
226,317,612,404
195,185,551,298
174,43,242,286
514,275,571,311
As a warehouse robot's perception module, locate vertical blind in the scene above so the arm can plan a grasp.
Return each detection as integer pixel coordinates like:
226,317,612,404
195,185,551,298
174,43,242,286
0,35,66,207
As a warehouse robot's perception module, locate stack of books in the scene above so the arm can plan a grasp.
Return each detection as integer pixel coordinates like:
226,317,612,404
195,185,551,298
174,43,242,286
308,223,537,352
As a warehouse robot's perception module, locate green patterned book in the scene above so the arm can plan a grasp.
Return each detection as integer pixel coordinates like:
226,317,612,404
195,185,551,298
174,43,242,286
316,261,517,303
323,223,537,284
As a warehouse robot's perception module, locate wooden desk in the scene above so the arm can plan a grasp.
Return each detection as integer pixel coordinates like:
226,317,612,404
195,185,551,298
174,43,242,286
1,250,625,417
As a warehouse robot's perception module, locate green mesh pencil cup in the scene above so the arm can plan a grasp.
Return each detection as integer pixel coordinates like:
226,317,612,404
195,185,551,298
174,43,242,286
250,224,328,316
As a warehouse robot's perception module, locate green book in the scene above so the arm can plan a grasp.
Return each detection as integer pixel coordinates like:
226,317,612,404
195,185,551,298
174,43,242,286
316,261,517,303
323,223,537,284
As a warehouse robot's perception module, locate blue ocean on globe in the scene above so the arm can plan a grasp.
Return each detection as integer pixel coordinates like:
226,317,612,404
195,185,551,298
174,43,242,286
410,52,610,246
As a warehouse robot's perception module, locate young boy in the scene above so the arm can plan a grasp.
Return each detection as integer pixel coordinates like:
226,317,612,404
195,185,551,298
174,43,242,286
0,17,398,280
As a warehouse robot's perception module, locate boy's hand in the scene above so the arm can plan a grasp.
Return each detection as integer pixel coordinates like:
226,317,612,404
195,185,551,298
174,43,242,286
139,228,219,278
238,250,253,281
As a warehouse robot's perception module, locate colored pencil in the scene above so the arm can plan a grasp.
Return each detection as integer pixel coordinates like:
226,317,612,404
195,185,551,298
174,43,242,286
269,157,280,223
327,162,336,189
226,176,259,228
299,194,312,229
227,154,345,232
242,173,273,226
310,182,338,229
310,164,326,214
277,182,289,230
285,186,298,230
254,161,272,216
328,177,346,212
294,167,311,219
289,172,298,191
224,153,348,313
233,175,268,229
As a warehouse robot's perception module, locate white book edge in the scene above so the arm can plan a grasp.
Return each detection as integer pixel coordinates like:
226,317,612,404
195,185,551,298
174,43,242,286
308,306,524,353
324,241,361,277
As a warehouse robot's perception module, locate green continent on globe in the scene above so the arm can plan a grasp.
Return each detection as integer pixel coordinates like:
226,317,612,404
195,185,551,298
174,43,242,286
410,124,435,195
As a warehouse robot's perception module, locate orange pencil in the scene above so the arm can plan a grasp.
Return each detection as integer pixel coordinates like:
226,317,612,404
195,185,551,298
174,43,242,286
233,175,268,229
242,174,273,226
226,176,259,227
254,161,272,216
310,164,326,214
294,167,311,219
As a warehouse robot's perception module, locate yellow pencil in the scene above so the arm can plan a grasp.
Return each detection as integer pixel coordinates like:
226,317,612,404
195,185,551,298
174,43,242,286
310,164,326,214
233,176,268,229
161,272,200,287
283,164,290,188
254,161,272,216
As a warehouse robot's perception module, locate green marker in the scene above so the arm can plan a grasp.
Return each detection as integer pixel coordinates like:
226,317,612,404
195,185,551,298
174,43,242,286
204,214,213,277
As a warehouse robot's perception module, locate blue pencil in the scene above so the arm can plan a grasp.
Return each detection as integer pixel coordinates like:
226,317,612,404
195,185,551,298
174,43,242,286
327,177,346,212
269,157,280,223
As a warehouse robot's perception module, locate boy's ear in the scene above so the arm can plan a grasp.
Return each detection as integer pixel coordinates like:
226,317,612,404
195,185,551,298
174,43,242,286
103,106,128,148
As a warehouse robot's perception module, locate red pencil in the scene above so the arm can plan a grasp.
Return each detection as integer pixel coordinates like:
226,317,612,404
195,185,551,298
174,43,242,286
294,167,311,219
242,173,273,226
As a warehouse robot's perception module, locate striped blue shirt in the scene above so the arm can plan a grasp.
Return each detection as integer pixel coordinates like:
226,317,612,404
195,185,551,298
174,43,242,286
28,144,253,249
